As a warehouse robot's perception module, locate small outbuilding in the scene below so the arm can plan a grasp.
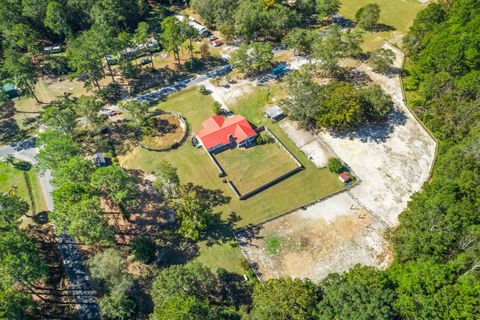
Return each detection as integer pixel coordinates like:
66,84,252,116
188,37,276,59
2,83,19,98
93,153,107,167
338,172,351,183
265,105,285,121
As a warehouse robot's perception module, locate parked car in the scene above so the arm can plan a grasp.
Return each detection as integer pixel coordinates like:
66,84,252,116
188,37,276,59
210,39,223,47
140,58,152,65
208,35,218,41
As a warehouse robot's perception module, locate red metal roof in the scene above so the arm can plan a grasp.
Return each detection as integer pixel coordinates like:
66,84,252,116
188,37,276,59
338,172,351,182
196,115,257,150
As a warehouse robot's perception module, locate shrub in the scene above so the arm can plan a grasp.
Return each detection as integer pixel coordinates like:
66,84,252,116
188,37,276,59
198,85,210,95
212,101,222,115
256,135,264,144
265,235,282,255
132,236,157,264
327,157,343,173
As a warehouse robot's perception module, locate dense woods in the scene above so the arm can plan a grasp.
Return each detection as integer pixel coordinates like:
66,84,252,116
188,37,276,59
0,0,479,319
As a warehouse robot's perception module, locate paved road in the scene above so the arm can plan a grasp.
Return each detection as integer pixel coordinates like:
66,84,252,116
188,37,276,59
0,144,102,320
133,63,233,104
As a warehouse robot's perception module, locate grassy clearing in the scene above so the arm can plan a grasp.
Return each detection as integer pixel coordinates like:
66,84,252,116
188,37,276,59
339,0,426,50
265,235,282,255
215,142,298,195
0,162,47,214
14,78,90,113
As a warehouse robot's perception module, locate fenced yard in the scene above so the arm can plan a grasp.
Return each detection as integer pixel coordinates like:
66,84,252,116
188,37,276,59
215,141,299,196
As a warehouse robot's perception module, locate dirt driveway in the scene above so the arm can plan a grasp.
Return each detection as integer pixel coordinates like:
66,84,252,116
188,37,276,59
240,43,436,281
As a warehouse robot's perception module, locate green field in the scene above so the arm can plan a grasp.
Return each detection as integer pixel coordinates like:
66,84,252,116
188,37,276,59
339,0,427,50
0,162,47,214
215,142,299,195
119,85,344,273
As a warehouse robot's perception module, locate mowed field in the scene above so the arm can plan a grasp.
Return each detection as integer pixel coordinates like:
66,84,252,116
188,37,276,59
0,162,47,214
215,142,299,195
119,85,344,273
340,0,427,50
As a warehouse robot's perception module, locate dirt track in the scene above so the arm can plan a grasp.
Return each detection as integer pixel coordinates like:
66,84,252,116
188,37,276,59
241,43,436,281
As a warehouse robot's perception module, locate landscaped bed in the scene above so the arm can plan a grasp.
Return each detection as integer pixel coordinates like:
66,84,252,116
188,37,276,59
139,113,187,151
215,142,299,195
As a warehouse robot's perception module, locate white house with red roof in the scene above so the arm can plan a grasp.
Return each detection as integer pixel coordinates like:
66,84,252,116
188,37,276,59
195,115,257,153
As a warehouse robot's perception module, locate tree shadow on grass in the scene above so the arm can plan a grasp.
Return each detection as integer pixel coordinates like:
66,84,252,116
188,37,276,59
202,211,242,247
157,229,200,267
372,23,396,32
331,108,407,143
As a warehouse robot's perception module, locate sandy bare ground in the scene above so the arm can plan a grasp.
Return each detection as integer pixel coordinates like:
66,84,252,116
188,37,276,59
239,43,436,281
238,192,391,280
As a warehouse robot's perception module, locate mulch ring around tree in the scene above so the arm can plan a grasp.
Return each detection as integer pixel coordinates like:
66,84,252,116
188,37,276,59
138,111,189,151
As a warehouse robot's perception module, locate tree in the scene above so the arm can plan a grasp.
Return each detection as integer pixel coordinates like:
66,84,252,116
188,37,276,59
0,227,47,292
88,249,131,292
90,0,140,33
234,0,263,40
90,166,137,215
75,96,103,131
317,265,398,320
66,27,107,90
355,3,381,30
36,131,79,171
312,27,345,77
316,0,341,19
5,23,39,53
359,85,394,120
0,194,29,225
160,16,185,65
170,186,215,240
3,48,39,103
41,100,78,133
153,161,180,200
369,48,395,74
151,294,212,320
283,68,322,129
327,158,343,174
134,21,155,69
317,82,363,130
403,3,446,55
120,99,149,126
44,1,71,37
191,0,217,28
231,42,273,76
250,278,321,320
99,291,135,320
131,236,157,264
181,19,200,66
0,285,37,320
51,156,95,187
51,196,114,245
212,101,222,115
282,28,315,56
151,262,220,307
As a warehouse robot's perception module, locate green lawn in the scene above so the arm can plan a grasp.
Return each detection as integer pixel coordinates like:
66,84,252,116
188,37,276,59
0,162,47,214
119,85,344,273
215,142,299,195
339,0,427,50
